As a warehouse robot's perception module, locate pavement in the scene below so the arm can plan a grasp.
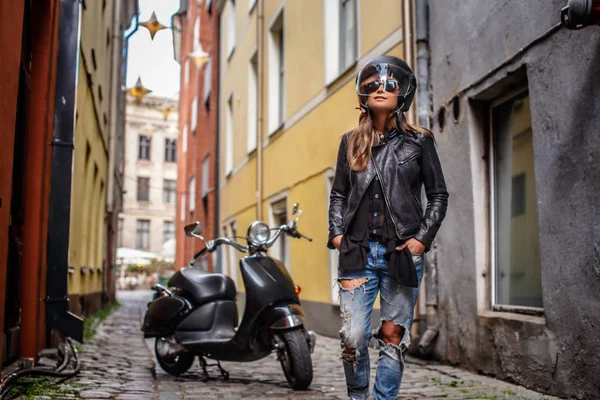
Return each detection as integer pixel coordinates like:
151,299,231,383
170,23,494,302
30,290,560,400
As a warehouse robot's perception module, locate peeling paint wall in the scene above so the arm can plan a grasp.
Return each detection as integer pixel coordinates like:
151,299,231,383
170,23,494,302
427,1,600,398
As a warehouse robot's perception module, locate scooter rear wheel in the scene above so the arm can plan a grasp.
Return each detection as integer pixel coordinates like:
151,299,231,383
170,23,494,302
278,329,313,390
155,336,195,376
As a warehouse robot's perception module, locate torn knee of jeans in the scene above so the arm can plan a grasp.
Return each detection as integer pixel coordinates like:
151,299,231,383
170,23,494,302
339,346,359,364
372,319,411,357
337,276,368,297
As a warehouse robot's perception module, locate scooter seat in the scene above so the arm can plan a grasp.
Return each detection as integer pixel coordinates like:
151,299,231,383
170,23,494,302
169,269,236,305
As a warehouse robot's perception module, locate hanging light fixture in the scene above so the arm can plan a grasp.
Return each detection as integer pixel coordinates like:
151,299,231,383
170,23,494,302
161,103,174,121
139,11,168,40
125,77,152,103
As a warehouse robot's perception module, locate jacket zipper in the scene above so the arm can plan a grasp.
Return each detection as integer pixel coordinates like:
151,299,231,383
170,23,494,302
371,154,402,239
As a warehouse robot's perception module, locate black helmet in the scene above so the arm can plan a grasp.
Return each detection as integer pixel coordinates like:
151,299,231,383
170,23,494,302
355,55,417,113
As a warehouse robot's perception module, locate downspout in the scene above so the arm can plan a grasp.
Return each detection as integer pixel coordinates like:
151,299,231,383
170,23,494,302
214,7,222,272
104,0,123,305
415,0,431,129
45,0,83,344
403,0,416,124
256,0,264,221
414,0,440,355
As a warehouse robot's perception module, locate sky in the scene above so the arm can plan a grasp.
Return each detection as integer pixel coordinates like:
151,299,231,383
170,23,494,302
125,0,181,99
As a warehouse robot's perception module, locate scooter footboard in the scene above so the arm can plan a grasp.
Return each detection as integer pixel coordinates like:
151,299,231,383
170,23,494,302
268,304,306,330
142,295,189,337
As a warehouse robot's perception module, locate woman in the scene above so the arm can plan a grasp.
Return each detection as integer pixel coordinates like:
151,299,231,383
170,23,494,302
327,55,448,400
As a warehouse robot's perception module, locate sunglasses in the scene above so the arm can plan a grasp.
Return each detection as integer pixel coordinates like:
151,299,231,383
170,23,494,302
360,79,400,95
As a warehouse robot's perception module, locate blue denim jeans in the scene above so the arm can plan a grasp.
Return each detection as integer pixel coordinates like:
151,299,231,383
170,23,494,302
338,241,424,400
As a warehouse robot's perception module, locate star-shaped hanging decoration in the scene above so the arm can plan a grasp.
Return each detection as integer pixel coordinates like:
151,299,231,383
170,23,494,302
188,44,210,68
139,11,168,40
161,104,174,121
125,77,152,103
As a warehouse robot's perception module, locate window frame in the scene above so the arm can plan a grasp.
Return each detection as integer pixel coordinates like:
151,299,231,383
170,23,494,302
138,135,151,160
488,86,543,315
163,220,175,244
137,177,150,202
189,177,196,213
136,219,150,250
226,0,236,59
339,0,358,73
268,9,285,134
164,138,177,162
247,51,258,154
269,194,290,272
225,92,234,176
163,179,176,203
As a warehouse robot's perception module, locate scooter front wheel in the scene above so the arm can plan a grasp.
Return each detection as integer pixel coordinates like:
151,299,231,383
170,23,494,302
277,329,313,390
155,336,195,376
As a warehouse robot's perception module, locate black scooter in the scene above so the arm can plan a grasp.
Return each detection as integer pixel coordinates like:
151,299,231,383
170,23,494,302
141,203,316,390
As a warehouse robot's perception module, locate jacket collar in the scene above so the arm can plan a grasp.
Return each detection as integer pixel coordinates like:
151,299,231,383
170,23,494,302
375,128,400,145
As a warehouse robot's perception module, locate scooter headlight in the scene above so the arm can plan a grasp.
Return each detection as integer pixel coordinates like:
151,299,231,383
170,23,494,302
247,221,270,246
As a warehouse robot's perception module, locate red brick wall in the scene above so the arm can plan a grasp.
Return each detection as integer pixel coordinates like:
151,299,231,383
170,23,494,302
176,3,220,272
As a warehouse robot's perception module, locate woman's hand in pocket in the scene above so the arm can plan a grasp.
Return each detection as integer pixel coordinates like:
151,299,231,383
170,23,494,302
332,235,343,250
396,238,425,255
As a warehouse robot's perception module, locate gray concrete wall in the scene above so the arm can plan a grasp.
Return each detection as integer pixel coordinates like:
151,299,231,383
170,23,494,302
426,1,600,398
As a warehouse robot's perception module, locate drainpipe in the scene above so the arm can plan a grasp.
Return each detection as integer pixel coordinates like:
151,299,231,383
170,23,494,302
414,0,440,356
403,0,416,124
104,0,123,305
256,0,264,221
214,6,222,272
415,0,431,129
45,0,84,344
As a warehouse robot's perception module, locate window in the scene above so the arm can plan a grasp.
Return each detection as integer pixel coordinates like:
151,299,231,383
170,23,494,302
270,198,289,270
163,179,176,203
225,94,234,175
268,11,284,133
339,0,357,71
163,221,175,243
490,91,542,309
165,138,177,162
137,177,150,201
136,219,150,250
184,58,190,87
247,53,258,153
201,156,210,198
324,0,357,84
226,0,236,58
138,135,151,160
189,177,196,213
203,59,212,104
225,221,238,286
191,96,198,133
182,125,188,154
326,174,340,304
118,217,124,247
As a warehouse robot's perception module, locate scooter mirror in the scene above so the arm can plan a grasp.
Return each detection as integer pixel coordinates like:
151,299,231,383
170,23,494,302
184,221,203,236
292,203,299,215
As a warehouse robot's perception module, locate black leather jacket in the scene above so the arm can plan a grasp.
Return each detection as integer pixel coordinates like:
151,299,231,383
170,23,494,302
327,130,448,250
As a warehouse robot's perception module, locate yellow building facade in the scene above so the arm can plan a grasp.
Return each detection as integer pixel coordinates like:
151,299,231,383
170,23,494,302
218,0,413,335
67,0,116,315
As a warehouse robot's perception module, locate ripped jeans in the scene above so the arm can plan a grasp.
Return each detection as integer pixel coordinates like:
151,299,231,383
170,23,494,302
338,241,424,400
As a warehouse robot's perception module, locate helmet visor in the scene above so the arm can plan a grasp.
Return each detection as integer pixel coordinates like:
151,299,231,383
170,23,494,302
356,63,413,97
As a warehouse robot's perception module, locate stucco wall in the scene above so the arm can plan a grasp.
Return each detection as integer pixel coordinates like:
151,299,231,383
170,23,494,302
427,1,600,398
120,96,178,256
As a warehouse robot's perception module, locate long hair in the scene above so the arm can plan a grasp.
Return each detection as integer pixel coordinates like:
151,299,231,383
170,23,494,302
346,109,433,171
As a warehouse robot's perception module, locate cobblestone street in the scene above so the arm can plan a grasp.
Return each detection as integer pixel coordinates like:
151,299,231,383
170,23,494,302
55,291,560,400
